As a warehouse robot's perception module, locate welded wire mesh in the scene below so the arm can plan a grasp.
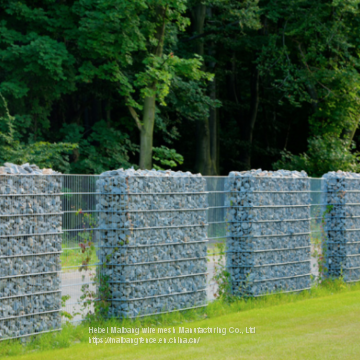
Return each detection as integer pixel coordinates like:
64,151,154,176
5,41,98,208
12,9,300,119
61,175,100,322
95,174,208,319
0,175,62,341
58,176,324,322
321,176,360,282
1,174,353,336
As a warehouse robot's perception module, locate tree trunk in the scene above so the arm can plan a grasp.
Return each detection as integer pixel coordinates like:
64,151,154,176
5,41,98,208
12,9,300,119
140,96,156,169
193,4,219,175
342,120,360,148
139,6,167,169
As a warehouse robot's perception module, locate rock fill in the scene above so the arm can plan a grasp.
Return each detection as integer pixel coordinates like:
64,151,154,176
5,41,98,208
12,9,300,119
322,171,360,281
225,169,311,296
96,168,208,318
0,163,62,340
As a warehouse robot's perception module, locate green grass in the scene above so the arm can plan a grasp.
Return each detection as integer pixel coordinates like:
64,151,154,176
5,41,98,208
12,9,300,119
61,244,99,271
2,280,360,359
206,239,226,256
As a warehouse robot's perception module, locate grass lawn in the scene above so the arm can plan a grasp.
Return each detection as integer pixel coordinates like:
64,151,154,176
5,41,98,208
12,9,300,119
3,283,360,360
61,244,99,271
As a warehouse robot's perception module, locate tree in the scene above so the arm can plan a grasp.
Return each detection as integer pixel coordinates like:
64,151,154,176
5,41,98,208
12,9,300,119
0,92,76,172
255,0,360,174
0,1,78,137
73,0,213,170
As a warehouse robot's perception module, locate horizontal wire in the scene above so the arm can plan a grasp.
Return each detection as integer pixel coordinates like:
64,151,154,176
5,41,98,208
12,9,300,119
327,253,360,257
224,218,311,223
65,208,208,214
63,299,98,306
330,265,360,270
226,246,310,253
213,204,311,208
109,288,206,302
0,271,61,280
0,231,62,239
0,290,61,301
61,264,99,270
97,240,207,249
234,273,311,284
0,193,64,197
326,240,360,244
325,228,360,232
99,191,208,195
106,256,207,266
108,272,208,284
227,260,311,268
224,232,311,239
61,281,96,288
0,309,61,321
64,223,207,232
0,212,62,218
62,246,98,251
0,251,62,259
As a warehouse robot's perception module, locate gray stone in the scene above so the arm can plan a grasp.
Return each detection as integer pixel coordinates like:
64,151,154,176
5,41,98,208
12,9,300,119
97,169,208,318
322,171,360,281
226,169,311,297
0,164,62,340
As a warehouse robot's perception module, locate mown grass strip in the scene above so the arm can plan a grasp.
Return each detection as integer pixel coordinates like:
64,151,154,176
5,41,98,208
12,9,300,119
2,280,359,359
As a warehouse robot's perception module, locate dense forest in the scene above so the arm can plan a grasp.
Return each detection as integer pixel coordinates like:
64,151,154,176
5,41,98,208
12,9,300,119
1,0,360,176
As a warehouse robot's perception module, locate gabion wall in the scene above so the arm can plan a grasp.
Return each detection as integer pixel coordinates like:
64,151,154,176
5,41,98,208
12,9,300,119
97,169,208,318
0,163,62,341
225,169,311,297
322,171,360,282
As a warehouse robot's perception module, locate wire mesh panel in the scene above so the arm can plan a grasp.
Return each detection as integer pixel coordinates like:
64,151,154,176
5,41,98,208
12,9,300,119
96,170,208,318
310,178,322,279
0,170,335,335
225,170,312,297
322,172,360,282
61,175,99,321
0,169,62,341
204,177,227,300
205,177,227,246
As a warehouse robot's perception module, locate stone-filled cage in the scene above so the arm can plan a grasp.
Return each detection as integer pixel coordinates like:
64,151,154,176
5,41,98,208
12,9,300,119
225,170,312,297
3,166,357,341
0,164,62,341
322,171,360,282
96,169,208,318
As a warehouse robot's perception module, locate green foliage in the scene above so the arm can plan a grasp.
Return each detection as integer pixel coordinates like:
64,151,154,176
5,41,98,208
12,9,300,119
0,1,76,135
258,0,360,174
0,141,77,173
60,295,74,321
152,145,183,170
0,92,14,145
73,209,113,320
211,241,235,302
61,122,137,174
73,0,213,111
0,93,76,172
273,135,360,176
1,0,360,173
